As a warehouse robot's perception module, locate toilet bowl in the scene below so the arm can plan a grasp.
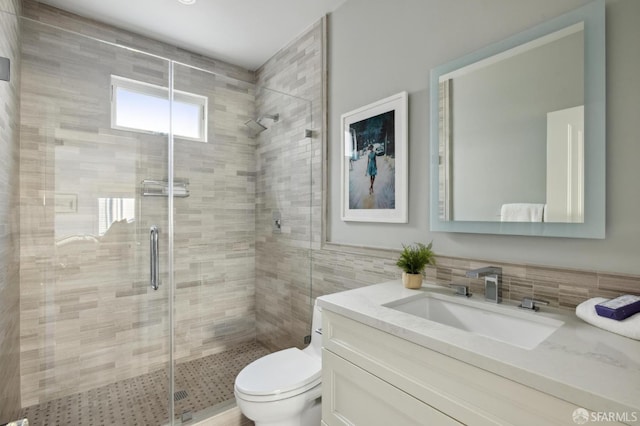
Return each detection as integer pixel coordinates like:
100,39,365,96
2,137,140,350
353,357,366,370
235,302,322,426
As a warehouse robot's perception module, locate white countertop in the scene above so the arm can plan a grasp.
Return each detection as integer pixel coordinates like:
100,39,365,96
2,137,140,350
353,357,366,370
317,280,640,418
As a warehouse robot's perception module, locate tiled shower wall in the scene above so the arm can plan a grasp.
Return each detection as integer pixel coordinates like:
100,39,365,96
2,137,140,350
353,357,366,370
254,20,324,351
19,1,257,406
0,0,21,422
171,63,257,363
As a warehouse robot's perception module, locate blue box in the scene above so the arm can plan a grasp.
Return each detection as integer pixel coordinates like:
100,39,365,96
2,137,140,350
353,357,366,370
595,295,640,321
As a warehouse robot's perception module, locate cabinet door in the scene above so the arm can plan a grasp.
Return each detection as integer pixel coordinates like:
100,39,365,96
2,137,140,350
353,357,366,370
322,349,461,426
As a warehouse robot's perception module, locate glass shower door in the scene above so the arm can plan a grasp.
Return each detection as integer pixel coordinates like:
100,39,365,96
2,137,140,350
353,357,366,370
19,18,174,425
169,62,266,420
169,62,314,422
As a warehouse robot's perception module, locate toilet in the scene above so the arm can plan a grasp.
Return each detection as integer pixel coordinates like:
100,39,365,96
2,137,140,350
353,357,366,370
234,301,323,426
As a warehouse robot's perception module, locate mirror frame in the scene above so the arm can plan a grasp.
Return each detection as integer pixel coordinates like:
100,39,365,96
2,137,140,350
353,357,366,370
429,0,605,238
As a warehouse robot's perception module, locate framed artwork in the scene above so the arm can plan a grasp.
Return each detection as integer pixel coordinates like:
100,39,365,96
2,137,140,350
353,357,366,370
341,91,408,222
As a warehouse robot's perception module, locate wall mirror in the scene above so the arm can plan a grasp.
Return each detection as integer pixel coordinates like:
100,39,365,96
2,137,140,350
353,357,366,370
429,0,605,238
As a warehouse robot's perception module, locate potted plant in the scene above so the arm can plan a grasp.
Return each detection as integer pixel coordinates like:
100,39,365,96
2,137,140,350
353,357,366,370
396,242,436,289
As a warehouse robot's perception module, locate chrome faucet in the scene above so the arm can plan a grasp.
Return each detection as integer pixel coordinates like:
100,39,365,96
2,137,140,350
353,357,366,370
466,266,502,303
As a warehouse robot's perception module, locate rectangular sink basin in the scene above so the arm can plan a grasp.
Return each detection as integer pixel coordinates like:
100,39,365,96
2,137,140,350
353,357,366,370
384,292,564,350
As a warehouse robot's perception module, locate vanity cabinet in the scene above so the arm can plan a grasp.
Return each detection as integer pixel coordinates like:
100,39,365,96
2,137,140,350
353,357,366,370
321,310,625,426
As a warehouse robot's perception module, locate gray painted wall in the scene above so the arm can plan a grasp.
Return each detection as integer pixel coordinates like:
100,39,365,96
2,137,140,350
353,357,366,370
328,0,640,275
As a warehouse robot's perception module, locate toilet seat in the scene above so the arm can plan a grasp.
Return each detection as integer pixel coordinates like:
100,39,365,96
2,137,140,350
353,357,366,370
235,348,321,402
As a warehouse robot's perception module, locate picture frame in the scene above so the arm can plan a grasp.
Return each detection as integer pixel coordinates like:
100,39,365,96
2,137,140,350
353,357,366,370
341,91,408,222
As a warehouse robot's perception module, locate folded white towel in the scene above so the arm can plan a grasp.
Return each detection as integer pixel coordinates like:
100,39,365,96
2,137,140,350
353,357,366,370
500,203,545,222
575,297,640,341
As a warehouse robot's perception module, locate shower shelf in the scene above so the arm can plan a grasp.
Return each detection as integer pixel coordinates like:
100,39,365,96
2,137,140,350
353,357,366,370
142,179,190,198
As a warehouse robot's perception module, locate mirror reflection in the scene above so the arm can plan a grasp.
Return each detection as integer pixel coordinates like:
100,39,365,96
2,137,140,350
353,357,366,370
438,23,584,223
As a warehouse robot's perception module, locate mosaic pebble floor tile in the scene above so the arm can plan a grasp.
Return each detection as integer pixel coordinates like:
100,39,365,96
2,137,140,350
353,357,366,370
19,342,268,425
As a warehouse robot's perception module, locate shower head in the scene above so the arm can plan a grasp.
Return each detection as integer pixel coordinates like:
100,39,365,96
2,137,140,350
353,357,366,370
244,119,268,135
244,113,279,136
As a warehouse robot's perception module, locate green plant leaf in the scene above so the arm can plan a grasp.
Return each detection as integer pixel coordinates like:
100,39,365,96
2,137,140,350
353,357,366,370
396,242,436,274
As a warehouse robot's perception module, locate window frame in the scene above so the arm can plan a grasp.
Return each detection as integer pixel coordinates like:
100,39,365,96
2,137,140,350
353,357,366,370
110,75,208,143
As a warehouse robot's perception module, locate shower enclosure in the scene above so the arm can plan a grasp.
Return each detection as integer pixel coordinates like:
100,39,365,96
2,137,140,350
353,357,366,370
3,5,314,424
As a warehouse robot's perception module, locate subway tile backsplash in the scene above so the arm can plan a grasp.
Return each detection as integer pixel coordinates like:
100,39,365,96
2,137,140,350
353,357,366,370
311,247,640,312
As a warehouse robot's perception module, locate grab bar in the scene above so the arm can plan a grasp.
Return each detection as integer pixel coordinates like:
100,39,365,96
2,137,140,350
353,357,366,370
150,226,159,290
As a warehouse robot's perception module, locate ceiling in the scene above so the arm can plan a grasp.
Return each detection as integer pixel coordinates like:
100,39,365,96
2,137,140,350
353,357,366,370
36,0,347,70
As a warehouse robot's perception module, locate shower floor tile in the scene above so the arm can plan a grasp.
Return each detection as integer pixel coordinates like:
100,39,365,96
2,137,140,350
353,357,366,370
19,341,269,426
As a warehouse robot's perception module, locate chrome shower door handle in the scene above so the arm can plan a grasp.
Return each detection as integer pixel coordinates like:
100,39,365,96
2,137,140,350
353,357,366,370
150,226,159,290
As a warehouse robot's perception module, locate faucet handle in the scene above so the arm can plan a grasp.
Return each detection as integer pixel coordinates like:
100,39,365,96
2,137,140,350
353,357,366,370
519,297,549,311
449,284,472,297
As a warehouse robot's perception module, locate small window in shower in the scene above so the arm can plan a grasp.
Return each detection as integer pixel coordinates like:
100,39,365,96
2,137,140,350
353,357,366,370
111,75,208,142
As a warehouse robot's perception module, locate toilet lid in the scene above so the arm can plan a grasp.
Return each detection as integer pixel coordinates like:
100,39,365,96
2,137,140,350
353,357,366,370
235,348,321,397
